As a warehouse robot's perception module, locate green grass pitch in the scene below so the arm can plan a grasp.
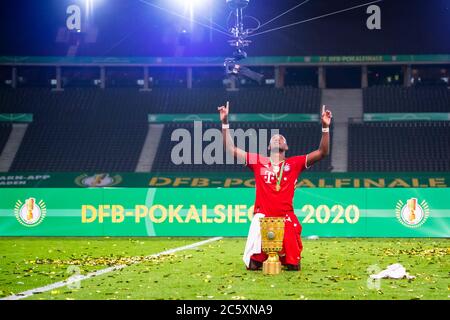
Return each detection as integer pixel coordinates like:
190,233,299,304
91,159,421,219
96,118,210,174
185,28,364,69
0,237,448,300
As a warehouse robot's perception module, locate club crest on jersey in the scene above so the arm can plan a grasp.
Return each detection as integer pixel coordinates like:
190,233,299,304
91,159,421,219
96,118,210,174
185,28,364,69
284,163,290,172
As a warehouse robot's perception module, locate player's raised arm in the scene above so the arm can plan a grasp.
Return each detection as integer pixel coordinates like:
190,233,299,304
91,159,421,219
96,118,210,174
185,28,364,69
306,105,332,168
218,101,247,162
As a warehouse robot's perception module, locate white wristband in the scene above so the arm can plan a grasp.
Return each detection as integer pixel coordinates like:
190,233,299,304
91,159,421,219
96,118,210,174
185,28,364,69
322,127,329,133
222,123,230,129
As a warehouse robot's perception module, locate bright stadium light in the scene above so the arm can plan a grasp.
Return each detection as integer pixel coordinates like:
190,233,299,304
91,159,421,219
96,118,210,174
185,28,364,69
163,0,212,31
171,0,212,19
85,0,94,16
169,0,210,11
177,0,208,8
85,0,104,19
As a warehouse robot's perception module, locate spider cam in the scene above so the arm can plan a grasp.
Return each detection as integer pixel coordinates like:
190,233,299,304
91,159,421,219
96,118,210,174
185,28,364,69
224,0,264,84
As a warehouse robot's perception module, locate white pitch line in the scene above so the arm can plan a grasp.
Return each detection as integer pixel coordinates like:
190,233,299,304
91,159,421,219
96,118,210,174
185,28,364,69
1,237,223,300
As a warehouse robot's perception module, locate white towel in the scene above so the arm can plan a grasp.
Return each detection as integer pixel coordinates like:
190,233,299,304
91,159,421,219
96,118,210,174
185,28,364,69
370,263,415,280
243,213,265,267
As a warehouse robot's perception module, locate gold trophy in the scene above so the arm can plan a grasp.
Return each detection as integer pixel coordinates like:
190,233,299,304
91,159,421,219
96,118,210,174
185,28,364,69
407,198,417,222
26,198,35,221
260,217,285,275
92,174,107,187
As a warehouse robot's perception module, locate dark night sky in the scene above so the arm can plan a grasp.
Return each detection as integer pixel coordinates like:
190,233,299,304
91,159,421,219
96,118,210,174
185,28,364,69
0,0,449,56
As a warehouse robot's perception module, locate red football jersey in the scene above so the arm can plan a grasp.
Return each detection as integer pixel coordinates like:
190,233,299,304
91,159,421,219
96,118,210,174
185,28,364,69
246,152,308,217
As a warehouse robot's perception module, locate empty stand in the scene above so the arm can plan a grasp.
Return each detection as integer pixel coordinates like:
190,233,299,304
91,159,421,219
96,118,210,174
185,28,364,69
0,86,321,120
1,86,324,172
2,86,449,173
10,122,147,172
144,86,321,114
348,121,450,171
363,86,450,113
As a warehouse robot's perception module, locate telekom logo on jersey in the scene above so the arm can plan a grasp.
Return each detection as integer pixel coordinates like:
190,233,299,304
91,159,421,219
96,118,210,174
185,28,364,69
261,166,293,185
263,171,276,183
170,121,280,165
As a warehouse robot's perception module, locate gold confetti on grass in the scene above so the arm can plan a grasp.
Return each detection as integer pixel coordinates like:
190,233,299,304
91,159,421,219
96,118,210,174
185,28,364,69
28,253,193,267
383,248,448,258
